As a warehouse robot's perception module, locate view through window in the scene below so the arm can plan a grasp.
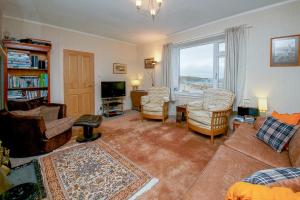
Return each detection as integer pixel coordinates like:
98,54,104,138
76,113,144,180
179,40,225,93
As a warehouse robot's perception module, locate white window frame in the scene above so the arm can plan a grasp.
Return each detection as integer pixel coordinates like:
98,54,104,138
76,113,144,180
176,35,225,96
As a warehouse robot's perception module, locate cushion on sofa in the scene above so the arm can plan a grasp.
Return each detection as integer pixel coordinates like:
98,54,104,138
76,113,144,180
183,145,270,200
40,106,60,122
272,111,300,125
226,181,300,200
45,117,74,139
256,116,299,153
243,168,300,185
289,129,300,167
10,107,41,116
225,124,291,167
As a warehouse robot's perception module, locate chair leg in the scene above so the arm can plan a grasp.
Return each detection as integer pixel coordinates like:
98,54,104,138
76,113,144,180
210,135,214,144
162,116,165,123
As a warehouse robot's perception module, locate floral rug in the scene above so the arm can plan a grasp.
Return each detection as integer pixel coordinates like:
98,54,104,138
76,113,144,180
39,140,158,200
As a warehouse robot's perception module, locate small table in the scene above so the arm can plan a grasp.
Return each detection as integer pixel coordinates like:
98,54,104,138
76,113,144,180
130,90,148,111
176,105,187,126
74,115,102,143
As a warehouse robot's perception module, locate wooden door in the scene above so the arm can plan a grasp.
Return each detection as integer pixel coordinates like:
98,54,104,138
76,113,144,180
64,50,95,118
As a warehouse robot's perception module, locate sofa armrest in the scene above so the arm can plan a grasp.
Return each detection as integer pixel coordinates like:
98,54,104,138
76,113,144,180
141,96,150,106
45,103,67,118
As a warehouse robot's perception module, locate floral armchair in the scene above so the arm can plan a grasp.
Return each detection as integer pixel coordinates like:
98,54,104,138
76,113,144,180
141,87,170,123
187,88,235,143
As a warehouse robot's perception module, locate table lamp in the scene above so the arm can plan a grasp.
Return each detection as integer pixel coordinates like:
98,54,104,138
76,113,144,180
258,97,268,116
131,79,140,91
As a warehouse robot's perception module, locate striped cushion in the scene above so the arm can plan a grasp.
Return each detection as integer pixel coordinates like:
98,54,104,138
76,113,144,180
243,168,300,185
256,116,299,152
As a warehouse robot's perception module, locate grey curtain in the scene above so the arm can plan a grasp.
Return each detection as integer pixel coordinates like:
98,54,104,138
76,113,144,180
224,25,248,110
162,43,178,101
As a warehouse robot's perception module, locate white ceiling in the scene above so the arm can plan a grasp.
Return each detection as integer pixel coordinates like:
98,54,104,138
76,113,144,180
0,0,289,44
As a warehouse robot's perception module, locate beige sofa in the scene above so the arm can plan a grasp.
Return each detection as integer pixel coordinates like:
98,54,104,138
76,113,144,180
185,120,300,200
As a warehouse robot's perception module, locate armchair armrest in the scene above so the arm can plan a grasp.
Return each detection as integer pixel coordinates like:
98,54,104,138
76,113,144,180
210,108,232,130
141,96,150,106
163,96,170,103
45,103,67,118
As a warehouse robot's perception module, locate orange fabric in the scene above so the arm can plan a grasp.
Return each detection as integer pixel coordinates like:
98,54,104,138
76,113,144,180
271,111,300,125
225,182,300,200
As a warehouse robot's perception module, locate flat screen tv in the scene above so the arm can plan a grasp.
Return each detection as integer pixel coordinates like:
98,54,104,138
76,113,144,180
101,81,126,98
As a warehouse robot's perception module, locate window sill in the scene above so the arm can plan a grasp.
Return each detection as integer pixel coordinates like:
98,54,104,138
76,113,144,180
175,91,204,98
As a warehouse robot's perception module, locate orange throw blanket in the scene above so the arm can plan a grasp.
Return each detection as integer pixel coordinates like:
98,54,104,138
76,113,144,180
226,182,300,200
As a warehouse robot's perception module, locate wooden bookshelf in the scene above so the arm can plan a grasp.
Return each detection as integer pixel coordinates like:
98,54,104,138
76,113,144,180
3,40,52,103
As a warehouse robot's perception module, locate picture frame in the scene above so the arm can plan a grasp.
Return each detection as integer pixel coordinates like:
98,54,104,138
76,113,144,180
113,63,127,74
144,58,156,69
270,35,300,67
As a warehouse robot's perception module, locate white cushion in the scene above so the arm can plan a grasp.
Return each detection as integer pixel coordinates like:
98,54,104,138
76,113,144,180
143,103,163,112
188,110,212,125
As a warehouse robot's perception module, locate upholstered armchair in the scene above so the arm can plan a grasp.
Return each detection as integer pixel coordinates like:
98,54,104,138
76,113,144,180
187,88,235,143
141,87,170,122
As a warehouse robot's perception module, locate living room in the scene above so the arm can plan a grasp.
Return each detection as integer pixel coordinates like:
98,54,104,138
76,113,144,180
0,0,300,199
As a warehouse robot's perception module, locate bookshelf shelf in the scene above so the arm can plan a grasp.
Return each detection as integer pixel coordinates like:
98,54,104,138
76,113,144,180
8,87,48,91
3,40,52,103
8,68,48,72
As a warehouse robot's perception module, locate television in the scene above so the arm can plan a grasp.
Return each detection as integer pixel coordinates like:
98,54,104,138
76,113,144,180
101,81,126,98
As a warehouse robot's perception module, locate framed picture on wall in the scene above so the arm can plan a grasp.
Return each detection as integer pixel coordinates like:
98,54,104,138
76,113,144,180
113,63,127,74
144,58,156,69
270,35,300,67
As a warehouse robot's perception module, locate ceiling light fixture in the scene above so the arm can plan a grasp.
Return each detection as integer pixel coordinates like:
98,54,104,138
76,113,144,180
136,0,163,21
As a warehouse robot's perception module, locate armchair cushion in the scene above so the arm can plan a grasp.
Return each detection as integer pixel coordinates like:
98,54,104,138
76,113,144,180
141,96,150,106
188,110,212,126
143,103,164,112
187,100,204,111
45,117,75,139
203,88,235,111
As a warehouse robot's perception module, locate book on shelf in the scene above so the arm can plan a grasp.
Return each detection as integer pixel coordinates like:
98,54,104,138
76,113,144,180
7,49,48,70
8,73,48,89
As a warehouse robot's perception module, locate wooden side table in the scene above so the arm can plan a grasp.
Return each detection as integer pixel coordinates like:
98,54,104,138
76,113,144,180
130,90,148,111
176,105,187,126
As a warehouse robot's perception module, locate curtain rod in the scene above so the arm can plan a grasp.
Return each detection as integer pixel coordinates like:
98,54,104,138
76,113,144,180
173,25,253,45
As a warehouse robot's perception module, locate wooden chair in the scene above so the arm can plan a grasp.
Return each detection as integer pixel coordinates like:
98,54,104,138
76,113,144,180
141,87,170,123
186,88,235,143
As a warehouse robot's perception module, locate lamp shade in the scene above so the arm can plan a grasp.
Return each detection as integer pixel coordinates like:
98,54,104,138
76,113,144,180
258,98,268,112
131,79,140,86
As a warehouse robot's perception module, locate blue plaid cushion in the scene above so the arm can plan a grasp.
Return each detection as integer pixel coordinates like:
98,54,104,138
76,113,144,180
243,168,300,185
256,116,299,152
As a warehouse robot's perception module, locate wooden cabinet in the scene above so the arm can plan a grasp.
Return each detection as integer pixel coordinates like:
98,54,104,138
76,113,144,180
130,90,147,111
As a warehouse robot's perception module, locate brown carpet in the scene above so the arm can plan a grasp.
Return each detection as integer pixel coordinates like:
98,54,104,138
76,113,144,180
72,113,227,199
11,112,228,199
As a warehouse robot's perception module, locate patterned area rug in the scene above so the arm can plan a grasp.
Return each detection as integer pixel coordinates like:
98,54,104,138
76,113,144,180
39,140,158,200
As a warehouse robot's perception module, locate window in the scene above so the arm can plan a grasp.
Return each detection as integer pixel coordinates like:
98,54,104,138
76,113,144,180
179,38,225,93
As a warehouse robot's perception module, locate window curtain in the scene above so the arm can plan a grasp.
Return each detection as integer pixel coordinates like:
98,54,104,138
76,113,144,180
224,25,248,110
162,43,179,101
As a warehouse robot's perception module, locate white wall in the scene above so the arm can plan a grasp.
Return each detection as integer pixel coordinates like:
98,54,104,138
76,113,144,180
2,16,150,113
137,1,300,114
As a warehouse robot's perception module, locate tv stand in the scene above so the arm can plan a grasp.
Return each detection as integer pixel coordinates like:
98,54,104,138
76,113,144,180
102,97,124,117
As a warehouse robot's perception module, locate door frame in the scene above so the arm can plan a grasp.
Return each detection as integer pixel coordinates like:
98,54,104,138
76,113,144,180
63,49,95,115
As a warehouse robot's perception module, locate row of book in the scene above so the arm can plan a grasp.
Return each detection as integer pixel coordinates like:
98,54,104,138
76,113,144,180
8,50,48,69
8,73,48,88
8,50,31,68
8,90,48,100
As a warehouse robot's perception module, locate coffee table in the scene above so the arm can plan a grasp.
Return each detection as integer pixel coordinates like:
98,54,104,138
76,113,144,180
74,115,102,143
